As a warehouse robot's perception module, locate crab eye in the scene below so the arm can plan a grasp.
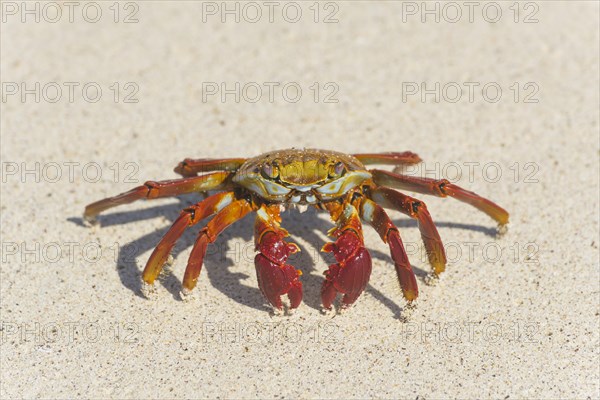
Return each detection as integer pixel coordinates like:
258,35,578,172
261,163,279,179
329,162,345,178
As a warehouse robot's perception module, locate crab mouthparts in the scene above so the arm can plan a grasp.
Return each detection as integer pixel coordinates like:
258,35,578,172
289,191,318,205
283,183,321,206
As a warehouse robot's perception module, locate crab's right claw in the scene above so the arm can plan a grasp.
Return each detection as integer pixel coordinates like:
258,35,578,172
254,231,303,310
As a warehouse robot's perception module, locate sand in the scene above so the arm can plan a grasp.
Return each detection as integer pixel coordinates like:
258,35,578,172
1,1,599,399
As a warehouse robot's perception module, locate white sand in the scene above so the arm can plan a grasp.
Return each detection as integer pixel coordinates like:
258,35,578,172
1,2,599,398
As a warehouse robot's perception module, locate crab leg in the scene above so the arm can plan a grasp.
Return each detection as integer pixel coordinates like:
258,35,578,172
174,157,246,177
83,171,232,222
359,197,419,302
182,198,254,294
352,152,422,166
369,186,447,275
254,204,303,310
320,201,373,309
370,169,509,226
141,191,237,286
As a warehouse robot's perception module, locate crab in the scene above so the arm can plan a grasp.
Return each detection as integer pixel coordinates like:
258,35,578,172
84,148,509,312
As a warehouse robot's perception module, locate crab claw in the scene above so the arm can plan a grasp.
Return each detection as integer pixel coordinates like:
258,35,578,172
255,231,303,310
321,230,372,309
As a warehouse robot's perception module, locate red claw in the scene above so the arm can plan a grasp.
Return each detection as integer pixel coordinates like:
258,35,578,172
321,230,372,309
255,231,303,310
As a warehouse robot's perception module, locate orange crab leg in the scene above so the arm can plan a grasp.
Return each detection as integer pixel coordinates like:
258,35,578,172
141,191,237,286
254,204,303,310
359,197,419,302
370,169,509,226
369,186,446,275
181,198,254,293
83,171,232,222
174,157,247,177
320,201,373,309
352,152,422,166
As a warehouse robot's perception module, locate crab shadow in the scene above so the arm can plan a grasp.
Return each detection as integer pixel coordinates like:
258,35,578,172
70,195,494,317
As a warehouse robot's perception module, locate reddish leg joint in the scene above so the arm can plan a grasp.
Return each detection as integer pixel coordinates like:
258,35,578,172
371,169,509,226
174,158,246,177
83,171,231,222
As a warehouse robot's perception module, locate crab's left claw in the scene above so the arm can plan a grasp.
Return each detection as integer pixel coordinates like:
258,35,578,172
320,203,373,310
321,229,372,309
254,206,303,311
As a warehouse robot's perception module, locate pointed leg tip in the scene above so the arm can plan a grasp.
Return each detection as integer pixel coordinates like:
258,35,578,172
141,281,157,299
496,223,509,237
399,300,417,322
430,262,446,277
403,290,418,302
180,287,198,302
83,213,98,227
